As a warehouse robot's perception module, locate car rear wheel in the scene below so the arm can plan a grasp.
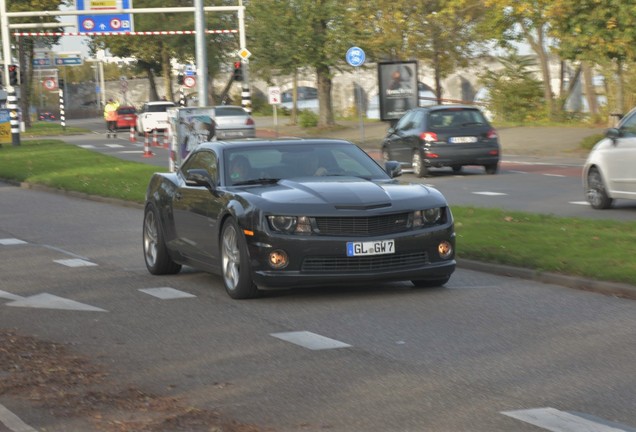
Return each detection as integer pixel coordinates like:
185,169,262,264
586,167,613,209
221,218,259,299
484,163,499,175
411,276,450,288
412,151,428,178
143,203,182,275
451,165,462,173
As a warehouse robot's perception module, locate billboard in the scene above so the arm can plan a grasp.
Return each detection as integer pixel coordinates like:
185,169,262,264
76,0,134,33
377,61,418,122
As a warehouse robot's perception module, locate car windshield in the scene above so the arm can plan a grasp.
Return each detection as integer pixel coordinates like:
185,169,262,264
146,103,174,113
224,143,390,186
216,106,248,117
118,107,136,114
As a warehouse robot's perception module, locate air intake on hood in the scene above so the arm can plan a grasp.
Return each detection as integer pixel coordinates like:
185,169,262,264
334,203,391,210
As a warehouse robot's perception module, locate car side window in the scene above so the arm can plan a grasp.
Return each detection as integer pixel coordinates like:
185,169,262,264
395,111,415,131
181,150,218,183
620,113,636,137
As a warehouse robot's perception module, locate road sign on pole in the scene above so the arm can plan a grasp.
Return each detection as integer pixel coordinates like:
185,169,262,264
346,46,365,67
76,0,134,33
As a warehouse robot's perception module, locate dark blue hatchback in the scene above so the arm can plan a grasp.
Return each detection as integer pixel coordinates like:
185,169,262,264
381,105,500,177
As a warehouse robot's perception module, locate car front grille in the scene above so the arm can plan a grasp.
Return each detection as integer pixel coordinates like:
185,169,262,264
301,252,428,273
314,213,411,236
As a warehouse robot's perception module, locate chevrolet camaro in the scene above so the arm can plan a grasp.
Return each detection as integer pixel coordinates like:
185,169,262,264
143,139,456,299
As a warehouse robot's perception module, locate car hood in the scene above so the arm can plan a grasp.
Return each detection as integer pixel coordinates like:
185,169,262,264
237,177,447,213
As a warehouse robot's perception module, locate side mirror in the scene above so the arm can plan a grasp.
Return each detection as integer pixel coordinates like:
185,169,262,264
185,168,216,189
606,127,621,143
384,161,402,178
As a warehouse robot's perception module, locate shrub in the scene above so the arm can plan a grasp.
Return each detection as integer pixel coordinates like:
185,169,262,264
298,110,318,128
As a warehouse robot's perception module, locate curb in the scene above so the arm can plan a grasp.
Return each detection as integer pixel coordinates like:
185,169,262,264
458,259,636,300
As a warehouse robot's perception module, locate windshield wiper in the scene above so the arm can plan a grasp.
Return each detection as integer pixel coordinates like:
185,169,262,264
233,178,280,186
461,121,484,127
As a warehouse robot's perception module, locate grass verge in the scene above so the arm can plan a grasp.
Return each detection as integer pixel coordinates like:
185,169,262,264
2,138,635,286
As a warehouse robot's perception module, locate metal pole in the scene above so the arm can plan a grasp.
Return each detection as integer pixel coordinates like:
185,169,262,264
194,0,207,106
237,3,251,112
1,0,20,145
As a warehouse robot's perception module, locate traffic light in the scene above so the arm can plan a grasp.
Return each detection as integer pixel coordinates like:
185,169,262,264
8,65,18,85
233,62,243,82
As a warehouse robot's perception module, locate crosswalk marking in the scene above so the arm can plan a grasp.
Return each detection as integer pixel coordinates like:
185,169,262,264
139,287,196,299
502,407,631,432
54,258,98,267
271,331,351,350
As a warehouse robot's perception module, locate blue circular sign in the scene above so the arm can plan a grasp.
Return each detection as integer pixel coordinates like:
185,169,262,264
346,46,366,67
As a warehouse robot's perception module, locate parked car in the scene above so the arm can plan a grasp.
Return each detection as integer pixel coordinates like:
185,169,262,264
142,138,456,299
214,105,256,140
38,111,56,121
115,106,137,130
381,105,500,177
583,107,636,209
136,101,176,134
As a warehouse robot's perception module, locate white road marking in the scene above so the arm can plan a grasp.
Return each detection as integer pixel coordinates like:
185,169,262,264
79,144,96,149
544,173,566,178
0,238,27,245
105,143,124,148
502,407,630,432
139,287,196,299
570,201,590,206
509,170,529,174
472,191,508,196
0,403,38,432
0,290,24,301
119,150,145,154
7,293,107,312
54,258,98,267
271,331,351,350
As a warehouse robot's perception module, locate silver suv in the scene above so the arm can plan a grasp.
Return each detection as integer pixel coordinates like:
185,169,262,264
136,101,176,134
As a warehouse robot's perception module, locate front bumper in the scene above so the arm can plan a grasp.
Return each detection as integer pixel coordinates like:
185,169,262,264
246,225,456,288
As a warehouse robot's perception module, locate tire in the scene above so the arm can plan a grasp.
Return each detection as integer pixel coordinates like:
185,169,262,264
484,163,499,175
412,151,428,178
411,276,450,288
221,218,259,299
143,203,182,275
586,167,613,209
451,165,463,173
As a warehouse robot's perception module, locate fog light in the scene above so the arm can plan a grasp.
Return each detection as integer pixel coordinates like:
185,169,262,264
438,241,453,259
268,250,289,269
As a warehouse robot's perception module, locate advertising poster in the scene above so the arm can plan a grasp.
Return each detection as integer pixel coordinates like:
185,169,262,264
378,61,418,122
0,109,11,144
167,107,216,171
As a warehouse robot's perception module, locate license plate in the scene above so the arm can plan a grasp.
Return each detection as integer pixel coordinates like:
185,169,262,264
449,136,477,143
346,240,395,257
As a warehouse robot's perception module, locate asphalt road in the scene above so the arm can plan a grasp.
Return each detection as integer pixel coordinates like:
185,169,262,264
1,184,635,432
0,119,635,431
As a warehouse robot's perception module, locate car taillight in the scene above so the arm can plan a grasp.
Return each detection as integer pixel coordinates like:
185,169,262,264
487,128,497,139
246,117,255,126
419,131,438,142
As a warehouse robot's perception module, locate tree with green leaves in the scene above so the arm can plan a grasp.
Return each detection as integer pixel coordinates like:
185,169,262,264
548,0,636,115
247,0,358,127
484,0,557,118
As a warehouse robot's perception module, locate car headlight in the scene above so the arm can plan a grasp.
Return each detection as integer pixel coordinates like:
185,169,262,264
413,208,442,227
267,216,312,234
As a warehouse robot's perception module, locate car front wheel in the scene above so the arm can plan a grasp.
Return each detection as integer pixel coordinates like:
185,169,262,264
221,218,259,299
143,203,182,275
412,151,428,178
586,167,613,209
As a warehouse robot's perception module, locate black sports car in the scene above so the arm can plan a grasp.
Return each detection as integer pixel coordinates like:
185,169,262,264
143,139,456,299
